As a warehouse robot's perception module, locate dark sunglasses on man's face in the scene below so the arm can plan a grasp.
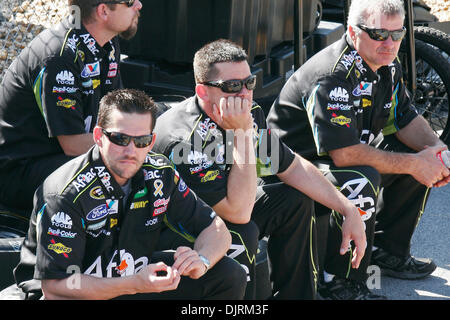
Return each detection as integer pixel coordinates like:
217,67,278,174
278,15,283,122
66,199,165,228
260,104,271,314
102,129,153,148
357,25,406,42
201,75,257,94
94,0,135,7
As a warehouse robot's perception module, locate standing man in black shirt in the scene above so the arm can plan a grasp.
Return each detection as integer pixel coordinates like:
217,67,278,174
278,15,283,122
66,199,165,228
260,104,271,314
152,39,367,299
267,0,449,299
0,0,143,212
13,88,245,300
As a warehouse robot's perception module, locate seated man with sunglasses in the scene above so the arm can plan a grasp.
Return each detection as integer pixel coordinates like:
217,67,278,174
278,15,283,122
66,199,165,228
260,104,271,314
266,0,449,300
152,39,367,299
13,88,246,300
0,0,142,214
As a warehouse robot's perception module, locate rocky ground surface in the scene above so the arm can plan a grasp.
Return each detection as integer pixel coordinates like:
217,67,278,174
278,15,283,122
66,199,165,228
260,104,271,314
423,0,450,22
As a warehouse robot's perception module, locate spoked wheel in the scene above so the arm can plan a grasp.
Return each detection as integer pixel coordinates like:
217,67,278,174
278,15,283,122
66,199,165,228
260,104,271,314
399,38,450,144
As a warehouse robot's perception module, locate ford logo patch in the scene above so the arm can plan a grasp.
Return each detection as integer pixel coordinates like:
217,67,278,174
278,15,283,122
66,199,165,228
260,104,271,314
87,204,108,221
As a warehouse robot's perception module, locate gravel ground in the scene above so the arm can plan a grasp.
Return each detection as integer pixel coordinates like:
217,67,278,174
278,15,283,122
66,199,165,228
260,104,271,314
423,0,450,22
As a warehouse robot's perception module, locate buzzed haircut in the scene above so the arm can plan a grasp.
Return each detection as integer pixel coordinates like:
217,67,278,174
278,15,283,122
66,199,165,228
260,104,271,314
193,39,248,84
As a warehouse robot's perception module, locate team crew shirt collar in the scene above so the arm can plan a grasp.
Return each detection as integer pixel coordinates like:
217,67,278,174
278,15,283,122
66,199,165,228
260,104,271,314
344,34,383,83
90,145,146,201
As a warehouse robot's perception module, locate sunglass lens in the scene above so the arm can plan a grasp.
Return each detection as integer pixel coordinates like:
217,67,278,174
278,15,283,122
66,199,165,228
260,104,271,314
134,136,153,148
111,132,131,146
246,76,257,90
223,80,243,93
391,30,405,41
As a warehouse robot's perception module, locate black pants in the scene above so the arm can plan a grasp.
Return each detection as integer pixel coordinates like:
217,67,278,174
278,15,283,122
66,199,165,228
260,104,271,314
118,251,247,300
159,181,318,300
0,153,73,214
253,180,318,300
314,135,430,282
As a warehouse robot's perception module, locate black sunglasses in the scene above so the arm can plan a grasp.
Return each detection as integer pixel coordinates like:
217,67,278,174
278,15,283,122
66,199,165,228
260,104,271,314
201,75,257,94
102,129,153,148
94,0,135,7
357,25,406,42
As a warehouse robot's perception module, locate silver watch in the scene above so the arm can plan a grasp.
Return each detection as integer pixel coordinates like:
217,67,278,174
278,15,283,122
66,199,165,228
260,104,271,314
198,254,210,272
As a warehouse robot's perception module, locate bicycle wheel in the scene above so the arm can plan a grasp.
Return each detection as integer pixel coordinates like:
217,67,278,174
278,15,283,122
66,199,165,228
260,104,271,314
399,39,450,144
414,26,450,61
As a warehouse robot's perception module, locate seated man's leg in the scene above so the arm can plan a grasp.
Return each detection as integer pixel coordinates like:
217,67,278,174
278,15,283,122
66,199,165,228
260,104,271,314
156,221,259,300
372,134,436,279
0,154,73,213
122,251,246,300
252,181,318,299
314,162,384,299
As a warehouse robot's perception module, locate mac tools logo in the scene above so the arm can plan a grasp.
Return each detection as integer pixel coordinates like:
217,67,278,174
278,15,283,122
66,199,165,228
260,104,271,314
56,71,75,85
51,212,73,229
329,87,349,102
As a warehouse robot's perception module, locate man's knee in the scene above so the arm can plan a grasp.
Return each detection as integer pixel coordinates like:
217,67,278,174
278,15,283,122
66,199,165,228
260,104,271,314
226,220,259,251
212,256,247,299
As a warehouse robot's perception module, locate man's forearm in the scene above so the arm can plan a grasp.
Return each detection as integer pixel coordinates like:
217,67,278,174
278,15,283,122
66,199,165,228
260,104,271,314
57,133,95,156
277,155,357,217
194,217,232,268
42,274,139,300
213,129,256,224
329,143,417,175
395,115,445,152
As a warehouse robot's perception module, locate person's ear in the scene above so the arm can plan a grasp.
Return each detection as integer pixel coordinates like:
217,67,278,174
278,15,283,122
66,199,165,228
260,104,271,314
348,25,357,42
195,84,210,103
147,133,156,152
93,126,103,147
94,3,109,22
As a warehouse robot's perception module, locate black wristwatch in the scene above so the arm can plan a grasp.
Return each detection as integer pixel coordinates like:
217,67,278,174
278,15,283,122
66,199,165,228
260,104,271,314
198,254,210,272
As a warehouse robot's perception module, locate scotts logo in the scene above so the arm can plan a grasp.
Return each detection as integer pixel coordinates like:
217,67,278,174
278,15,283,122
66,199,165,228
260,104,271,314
87,204,109,221
199,170,222,183
330,113,351,128
133,187,148,199
48,238,72,258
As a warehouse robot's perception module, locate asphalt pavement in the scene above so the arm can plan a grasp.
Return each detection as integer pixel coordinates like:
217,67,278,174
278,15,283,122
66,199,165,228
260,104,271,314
372,183,450,300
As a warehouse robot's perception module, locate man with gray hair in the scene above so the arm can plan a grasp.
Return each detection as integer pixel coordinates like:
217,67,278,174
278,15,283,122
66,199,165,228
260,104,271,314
267,0,449,299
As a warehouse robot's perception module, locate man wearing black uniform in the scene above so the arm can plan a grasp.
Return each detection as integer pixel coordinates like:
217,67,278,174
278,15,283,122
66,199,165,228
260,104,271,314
152,39,366,299
13,89,245,300
0,0,143,212
266,0,449,299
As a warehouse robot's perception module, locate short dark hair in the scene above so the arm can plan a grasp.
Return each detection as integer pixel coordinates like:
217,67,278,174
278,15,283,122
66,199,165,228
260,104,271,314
193,39,248,84
98,89,157,131
69,0,117,23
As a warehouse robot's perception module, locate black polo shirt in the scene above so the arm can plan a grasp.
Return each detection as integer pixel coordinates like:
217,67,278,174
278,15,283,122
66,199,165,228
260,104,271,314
15,146,215,281
266,34,418,161
0,17,121,169
152,96,295,207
